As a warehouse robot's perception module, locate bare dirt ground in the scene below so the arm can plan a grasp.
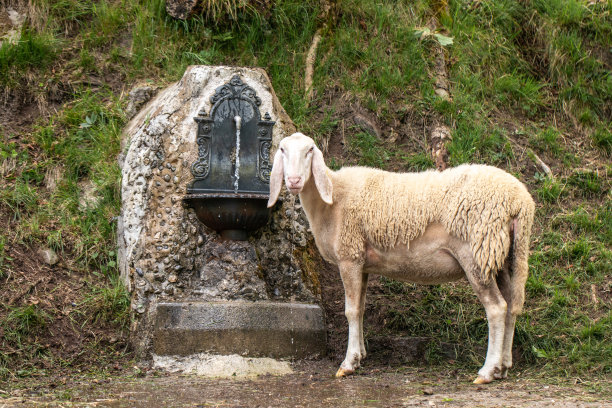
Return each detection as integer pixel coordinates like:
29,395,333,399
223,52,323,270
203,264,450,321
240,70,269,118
2,360,610,407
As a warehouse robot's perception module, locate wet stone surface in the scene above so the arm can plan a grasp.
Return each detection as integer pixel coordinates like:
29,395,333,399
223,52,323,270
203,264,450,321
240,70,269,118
195,240,268,300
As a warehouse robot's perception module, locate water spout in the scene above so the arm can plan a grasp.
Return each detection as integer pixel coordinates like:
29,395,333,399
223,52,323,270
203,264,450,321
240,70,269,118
233,115,242,193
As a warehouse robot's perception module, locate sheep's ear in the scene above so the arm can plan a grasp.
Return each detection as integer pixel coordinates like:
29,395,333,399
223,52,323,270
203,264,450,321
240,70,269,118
312,146,333,205
267,149,284,208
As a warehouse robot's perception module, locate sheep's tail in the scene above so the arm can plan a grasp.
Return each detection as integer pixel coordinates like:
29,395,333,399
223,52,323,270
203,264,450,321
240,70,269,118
509,200,535,315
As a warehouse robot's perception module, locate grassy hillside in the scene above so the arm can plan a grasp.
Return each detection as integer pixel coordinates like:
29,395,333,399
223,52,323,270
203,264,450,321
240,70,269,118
0,0,610,385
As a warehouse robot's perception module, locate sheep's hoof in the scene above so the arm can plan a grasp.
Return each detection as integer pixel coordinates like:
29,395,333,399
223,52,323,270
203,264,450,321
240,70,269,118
499,367,509,379
473,376,492,385
335,367,354,378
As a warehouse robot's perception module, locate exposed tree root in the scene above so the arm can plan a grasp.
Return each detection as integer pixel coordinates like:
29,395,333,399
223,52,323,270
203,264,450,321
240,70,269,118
427,0,452,170
305,28,323,104
304,0,339,107
529,149,554,179
433,47,450,101
591,284,599,305
430,124,452,171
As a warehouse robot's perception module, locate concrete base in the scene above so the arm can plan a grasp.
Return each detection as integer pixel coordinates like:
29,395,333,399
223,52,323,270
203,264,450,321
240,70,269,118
152,353,293,377
153,301,326,358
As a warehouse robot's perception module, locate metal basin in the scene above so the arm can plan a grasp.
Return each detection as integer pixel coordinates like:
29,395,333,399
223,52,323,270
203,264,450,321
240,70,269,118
184,193,270,241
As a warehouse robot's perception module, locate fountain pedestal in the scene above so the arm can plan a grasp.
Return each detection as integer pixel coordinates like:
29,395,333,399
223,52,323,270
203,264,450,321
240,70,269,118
118,66,325,365
153,302,325,358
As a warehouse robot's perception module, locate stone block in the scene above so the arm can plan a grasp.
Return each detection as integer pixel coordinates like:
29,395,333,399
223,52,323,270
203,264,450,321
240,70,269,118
153,301,326,359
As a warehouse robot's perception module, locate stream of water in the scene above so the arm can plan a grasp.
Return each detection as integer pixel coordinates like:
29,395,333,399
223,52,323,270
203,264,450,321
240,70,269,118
233,115,241,193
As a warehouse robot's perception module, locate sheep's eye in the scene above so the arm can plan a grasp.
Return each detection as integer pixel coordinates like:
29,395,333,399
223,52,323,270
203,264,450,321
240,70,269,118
280,148,285,154
307,147,314,155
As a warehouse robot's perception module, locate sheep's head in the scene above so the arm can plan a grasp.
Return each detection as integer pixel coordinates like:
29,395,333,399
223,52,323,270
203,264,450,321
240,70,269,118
267,132,333,207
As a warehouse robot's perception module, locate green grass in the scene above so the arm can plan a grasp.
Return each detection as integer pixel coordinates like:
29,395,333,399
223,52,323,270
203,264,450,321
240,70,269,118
592,126,612,155
567,170,604,198
447,122,513,166
1,304,51,375
521,231,611,372
0,30,58,86
349,131,389,168
321,1,432,119
83,274,130,327
1,21,127,375
5,305,49,337
401,152,435,172
5,89,124,270
535,177,565,203
0,235,9,279
494,74,546,117
530,127,564,157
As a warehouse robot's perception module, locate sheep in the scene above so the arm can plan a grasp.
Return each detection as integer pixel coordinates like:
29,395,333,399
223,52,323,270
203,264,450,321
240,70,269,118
267,133,535,384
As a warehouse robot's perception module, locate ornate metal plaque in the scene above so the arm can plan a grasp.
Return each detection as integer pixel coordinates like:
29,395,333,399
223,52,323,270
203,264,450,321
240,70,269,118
188,75,276,195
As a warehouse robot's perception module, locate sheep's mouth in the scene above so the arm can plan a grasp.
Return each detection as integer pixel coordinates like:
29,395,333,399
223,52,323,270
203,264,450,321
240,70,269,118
288,186,302,194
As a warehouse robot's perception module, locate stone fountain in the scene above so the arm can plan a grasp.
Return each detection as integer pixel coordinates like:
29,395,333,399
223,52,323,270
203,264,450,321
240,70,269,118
117,66,325,372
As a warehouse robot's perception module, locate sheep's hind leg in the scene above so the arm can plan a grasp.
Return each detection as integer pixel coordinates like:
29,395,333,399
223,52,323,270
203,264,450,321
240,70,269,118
359,273,369,360
336,262,368,377
496,262,515,379
451,244,507,384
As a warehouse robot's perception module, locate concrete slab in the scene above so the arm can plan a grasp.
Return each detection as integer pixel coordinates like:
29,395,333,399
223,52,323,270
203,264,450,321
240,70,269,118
153,301,326,358
152,353,293,377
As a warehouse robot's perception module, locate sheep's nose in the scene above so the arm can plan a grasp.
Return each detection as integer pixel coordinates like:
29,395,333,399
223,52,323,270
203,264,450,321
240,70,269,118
288,176,301,186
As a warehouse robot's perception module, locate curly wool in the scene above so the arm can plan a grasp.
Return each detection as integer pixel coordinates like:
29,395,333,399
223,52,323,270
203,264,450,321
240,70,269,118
334,164,535,282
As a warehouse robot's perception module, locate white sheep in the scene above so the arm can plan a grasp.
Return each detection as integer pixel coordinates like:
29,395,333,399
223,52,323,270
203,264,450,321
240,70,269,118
267,133,535,384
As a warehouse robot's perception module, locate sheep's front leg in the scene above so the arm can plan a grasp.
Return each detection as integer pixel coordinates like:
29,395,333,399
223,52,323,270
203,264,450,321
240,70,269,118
336,261,368,377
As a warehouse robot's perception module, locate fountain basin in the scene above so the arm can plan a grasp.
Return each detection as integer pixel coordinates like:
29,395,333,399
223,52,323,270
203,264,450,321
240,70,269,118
184,193,270,241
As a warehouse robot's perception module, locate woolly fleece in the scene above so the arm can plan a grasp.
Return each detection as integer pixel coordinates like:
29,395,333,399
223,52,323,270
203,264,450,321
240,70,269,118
332,164,535,284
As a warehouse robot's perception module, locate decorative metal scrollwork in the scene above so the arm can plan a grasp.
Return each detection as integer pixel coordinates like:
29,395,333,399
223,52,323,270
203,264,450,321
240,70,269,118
210,75,262,123
192,110,212,180
258,140,272,182
257,111,273,183
191,136,210,179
